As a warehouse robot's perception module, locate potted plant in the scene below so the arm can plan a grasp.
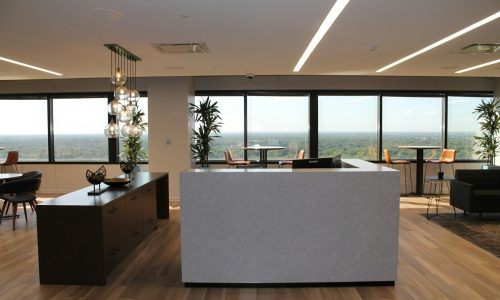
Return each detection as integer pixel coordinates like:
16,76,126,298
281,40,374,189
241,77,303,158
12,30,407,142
474,98,500,166
189,97,222,167
120,110,148,173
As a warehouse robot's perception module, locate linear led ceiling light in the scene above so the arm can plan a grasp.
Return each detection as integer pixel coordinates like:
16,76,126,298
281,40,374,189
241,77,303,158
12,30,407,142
376,10,500,73
293,0,350,72
0,56,63,76
455,58,500,74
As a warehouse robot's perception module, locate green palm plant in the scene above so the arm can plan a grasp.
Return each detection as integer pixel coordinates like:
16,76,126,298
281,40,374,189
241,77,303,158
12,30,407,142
473,98,500,166
189,97,222,167
120,110,148,166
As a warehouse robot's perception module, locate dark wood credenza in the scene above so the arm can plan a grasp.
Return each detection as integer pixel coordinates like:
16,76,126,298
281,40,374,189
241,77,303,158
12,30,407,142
37,172,168,285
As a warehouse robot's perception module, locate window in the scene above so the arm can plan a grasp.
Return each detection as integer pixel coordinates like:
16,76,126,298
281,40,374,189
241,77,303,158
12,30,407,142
448,96,492,160
0,98,49,162
382,96,443,159
318,95,378,159
247,95,309,160
53,97,109,161
194,95,244,161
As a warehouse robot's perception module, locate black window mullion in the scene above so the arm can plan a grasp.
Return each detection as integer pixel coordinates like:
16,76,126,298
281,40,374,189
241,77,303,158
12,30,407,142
47,95,55,163
309,93,318,158
378,94,383,162
243,93,248,160
443,94,448,149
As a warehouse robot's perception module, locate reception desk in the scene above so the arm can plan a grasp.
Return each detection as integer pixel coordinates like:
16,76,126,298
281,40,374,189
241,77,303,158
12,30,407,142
180,159,399,285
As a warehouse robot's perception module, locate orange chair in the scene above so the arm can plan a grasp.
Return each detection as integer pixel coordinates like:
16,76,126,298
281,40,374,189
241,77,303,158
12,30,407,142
424,149,456,191
278,149,305,168
384,149,412,195
0,151,19,173
425,149,456,175
224,150,251,168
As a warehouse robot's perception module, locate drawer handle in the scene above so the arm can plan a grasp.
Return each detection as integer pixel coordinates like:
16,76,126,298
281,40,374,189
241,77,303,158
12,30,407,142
130,196,138,201
131,231,139,237
109,247,121,256
109,207,119,213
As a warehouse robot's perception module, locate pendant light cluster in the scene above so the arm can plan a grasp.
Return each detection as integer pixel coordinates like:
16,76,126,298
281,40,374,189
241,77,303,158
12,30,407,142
104,44,143,138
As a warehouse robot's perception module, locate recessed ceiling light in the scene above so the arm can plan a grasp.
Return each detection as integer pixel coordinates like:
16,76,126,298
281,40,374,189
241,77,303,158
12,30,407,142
0,56,63,76
376,10,500,73
293,0,350,72
455,58,500,74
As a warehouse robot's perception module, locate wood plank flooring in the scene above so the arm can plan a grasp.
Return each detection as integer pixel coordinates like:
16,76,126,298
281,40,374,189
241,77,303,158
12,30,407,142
0,196,499,299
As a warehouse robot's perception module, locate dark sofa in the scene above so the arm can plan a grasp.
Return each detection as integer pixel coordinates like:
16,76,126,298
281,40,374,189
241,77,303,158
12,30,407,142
450,169,500,214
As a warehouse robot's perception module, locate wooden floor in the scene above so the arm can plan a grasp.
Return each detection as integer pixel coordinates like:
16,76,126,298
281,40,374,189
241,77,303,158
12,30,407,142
0,196,499,299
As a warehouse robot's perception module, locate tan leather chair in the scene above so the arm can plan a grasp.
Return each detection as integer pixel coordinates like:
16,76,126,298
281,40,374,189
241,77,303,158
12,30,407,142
384,149,412,195
279,149,305,168
224,150,251,168
425,149,456,175
0,151,19,173
424,149,456,191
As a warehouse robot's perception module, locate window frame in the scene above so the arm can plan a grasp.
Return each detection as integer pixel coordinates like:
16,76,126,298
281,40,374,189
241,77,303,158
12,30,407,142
196,89,493,164
0,91,148,164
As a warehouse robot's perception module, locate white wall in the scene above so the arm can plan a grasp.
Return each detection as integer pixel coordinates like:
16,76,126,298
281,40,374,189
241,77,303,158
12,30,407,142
147,77,194,200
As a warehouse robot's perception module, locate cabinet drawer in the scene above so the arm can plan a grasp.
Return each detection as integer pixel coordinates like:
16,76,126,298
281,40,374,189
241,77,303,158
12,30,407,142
142,182,157,235
125,193,144,252
102,198,126,274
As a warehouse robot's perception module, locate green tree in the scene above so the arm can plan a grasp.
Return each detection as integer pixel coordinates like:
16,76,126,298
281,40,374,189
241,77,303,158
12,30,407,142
473,98,500,166
190,97,222,167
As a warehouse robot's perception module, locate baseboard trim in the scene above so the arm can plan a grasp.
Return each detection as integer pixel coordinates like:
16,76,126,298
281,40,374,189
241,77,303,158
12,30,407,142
184,281,395,288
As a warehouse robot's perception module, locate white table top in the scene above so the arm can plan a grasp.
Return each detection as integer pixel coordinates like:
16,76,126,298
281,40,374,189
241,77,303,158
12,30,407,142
242,145,285,150
0,173,22,181
398,145,441,150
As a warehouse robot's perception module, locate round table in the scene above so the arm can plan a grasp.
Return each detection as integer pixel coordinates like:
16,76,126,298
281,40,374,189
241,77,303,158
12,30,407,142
0,173,22,182
243,145,285,168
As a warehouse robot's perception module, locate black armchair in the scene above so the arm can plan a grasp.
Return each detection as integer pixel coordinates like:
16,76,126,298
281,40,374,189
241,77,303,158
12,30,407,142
450,169,500,217
0,178,41,230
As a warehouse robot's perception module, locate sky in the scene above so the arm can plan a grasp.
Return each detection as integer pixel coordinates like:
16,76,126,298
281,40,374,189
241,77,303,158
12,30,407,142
0,95,486,136
0,97,148,135
198,95,487,133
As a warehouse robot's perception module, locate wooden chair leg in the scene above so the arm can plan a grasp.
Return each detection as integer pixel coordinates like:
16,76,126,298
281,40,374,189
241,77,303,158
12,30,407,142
12,202,18,231
0,200,7,223
23,203,28,222
5,201,10,215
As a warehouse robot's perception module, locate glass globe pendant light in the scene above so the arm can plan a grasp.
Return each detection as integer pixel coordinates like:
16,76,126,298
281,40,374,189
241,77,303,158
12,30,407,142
118,106,132,123
129,89,140,104
104,119,120,138
111,67,126,86
107,98,122,115
121,122,133,137
129,124,143,137
126,101,138,116
104,44,142,139
114,86,130,102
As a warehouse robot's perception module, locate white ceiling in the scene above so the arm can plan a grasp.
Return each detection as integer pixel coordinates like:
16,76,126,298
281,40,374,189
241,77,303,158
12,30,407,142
0,0,499,80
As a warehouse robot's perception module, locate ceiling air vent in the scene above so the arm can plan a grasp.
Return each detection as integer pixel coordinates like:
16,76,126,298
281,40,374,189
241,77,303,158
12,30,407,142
457,43,500,54
151,43,209,54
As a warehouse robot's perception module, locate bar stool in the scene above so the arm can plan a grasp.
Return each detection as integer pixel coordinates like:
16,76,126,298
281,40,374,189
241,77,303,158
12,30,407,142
424,149,456,191
384,149,412,195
